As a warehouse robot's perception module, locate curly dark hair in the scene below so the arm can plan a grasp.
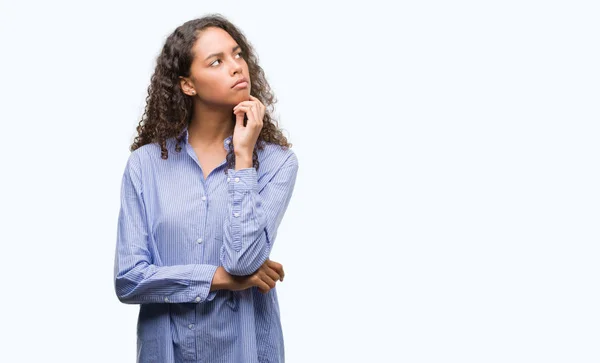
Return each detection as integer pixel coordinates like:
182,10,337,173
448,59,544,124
130,13,292,173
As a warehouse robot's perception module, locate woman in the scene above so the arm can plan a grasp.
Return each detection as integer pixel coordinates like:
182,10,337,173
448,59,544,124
114,14,299,363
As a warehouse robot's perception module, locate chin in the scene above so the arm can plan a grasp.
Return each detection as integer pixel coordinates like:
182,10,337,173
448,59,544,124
234,89,251,99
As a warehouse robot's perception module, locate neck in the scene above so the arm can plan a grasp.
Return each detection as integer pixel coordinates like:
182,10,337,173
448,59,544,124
188,101,234,148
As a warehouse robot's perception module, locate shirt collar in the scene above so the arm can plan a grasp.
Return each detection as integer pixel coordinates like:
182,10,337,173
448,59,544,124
178,126,233,151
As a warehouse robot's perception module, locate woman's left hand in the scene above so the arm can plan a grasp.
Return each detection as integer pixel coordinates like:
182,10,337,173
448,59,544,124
232,95,265,155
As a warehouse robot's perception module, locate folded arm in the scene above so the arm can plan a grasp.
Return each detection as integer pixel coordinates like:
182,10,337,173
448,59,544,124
220,151,299,276
114,152,223,304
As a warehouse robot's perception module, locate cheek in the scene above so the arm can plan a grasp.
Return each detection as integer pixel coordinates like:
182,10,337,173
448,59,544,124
196,74,229,98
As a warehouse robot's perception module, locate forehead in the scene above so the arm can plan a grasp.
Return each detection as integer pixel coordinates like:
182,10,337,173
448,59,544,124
193,27,237,58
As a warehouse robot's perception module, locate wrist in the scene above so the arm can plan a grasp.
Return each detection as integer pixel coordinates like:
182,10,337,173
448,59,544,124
211,266,233,291
235,153,253,170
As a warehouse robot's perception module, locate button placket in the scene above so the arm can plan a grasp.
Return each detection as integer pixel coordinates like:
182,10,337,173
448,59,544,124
228,171,245,250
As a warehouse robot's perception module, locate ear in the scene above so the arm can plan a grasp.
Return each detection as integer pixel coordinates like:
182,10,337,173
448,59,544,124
178,76,196,96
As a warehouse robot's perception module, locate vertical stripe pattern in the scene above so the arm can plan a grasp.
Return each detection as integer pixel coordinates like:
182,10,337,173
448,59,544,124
114,127,298,363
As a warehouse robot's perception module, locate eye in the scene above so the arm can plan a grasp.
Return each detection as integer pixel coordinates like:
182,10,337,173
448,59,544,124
210,52,243,67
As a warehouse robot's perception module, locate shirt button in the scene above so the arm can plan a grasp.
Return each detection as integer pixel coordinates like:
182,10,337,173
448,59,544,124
195,296,201,303
188,324,194,329
234,177,240,183
233,212,240,217
196,238,203,244
227,177,231,182
164,297,169,302
201,196,206,201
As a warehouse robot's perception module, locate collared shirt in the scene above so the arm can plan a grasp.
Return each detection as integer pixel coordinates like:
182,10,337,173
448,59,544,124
114,127,299,362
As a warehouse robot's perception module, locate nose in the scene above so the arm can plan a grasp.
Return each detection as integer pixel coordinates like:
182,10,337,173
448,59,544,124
228,58,243,75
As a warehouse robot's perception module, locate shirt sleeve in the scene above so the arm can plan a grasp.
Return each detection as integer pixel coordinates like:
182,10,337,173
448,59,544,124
220,151,299,276
113,152,220,304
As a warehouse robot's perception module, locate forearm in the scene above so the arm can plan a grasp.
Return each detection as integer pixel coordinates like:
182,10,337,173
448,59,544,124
115,263,219,304
211,266,234,291
221,151,298,275
220,168,269,275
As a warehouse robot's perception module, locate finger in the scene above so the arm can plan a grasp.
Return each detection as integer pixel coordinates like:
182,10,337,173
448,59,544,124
251,95,265,117
233,106,252,128
233,105,254,119
266,259,282,271
248,95,262,108
259,271,277,289
263,265,282,282
256,279,271,293
234,108,245,128
234,104,261,129
233,101,255,112
233,104,253,115
252,101,261,125
243,98,259,122
266,260,284,281
246,103,259,127
234,101,260,116
249,95,265,116
253,99,264,124
233,104,254,115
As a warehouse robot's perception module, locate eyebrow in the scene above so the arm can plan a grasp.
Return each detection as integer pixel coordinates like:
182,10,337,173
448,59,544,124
205,45,241,61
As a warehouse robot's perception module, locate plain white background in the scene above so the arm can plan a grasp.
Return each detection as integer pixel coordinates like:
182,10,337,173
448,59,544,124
1,1,598,362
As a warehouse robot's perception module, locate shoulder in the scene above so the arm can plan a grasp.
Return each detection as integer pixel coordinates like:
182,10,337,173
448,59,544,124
124,144,152,172
122,141,171,180
260,142,298,173
130,142,159,162
128,138,185,167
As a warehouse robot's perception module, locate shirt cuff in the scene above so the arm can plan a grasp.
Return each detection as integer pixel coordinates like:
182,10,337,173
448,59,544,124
189,264,219,303
227,167,258,193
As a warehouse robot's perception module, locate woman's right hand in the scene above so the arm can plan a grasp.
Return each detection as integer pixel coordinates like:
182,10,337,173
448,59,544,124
229,258,285,294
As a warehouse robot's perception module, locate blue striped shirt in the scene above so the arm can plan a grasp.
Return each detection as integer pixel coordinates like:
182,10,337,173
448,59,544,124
113,126,299,362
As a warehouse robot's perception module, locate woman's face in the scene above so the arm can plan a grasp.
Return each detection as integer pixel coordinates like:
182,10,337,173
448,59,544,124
179,27,251,106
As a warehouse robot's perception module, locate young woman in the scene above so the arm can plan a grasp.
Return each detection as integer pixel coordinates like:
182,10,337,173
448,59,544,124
114,14,299,363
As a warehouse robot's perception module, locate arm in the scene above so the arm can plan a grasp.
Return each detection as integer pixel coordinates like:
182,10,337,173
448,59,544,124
219,151,299,276
114,152,227,304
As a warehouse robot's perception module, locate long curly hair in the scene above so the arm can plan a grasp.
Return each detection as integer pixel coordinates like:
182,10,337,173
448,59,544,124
130,13,292,173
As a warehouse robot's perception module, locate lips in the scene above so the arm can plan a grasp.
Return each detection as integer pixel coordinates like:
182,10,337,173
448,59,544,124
232,77,248,88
